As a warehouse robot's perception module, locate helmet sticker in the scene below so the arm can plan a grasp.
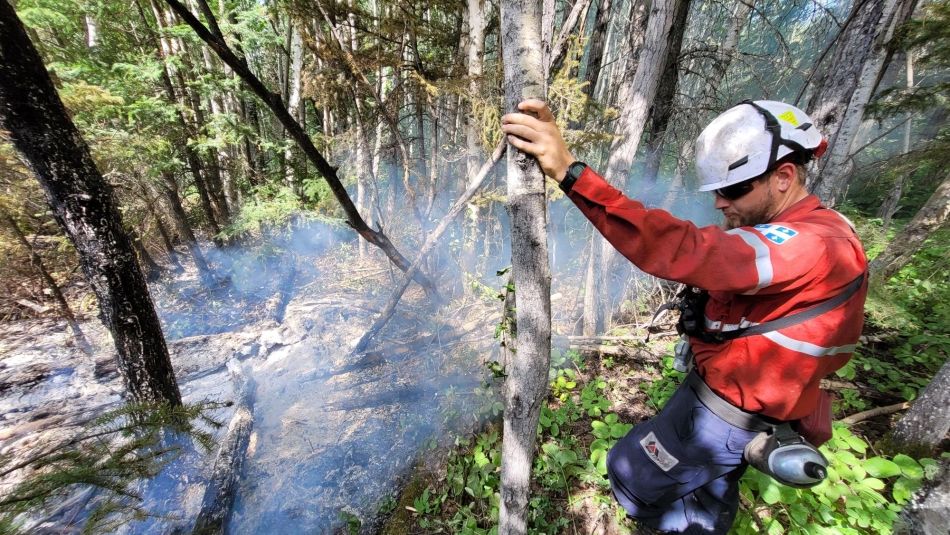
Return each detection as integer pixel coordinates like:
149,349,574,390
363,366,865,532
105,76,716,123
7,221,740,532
754,224,798,245
777,110,799,126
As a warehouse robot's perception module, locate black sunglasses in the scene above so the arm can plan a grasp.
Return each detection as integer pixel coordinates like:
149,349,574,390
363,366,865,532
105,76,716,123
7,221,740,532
714,173,767,201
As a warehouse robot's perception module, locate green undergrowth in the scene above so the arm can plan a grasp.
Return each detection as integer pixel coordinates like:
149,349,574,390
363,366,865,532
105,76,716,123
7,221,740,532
393,341,942,534
388,213,947,534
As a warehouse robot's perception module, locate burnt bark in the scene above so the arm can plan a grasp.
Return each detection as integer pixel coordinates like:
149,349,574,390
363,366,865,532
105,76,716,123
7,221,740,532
582,0,612,100
499,1,552,532
160,171,214,280
0,0,182,405
129,227,164,282
191,362,255,534
640,0,692,184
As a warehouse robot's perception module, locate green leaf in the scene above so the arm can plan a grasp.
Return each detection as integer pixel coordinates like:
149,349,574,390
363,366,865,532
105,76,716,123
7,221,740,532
861,477,885,490
761,481,782,504
845,435,868,453
893,454,924,480
788,503,809,525
591,420,610,439
864,457,901,478
892,477,919,505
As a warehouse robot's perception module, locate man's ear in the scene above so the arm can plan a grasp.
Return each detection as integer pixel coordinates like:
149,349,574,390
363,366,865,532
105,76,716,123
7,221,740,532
772,162,798,193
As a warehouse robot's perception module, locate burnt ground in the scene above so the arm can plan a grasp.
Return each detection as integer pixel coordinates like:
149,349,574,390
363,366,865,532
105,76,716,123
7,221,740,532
0,243,503,534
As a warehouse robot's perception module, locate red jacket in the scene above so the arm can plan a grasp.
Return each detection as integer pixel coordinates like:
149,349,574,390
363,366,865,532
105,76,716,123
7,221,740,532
568,167,867,421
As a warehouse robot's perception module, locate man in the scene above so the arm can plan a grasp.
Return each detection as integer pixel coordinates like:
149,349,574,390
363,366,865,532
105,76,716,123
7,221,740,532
501,99,867,533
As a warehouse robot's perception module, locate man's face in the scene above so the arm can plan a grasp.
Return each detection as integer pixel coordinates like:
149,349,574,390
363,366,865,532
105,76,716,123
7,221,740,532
714,174,775,230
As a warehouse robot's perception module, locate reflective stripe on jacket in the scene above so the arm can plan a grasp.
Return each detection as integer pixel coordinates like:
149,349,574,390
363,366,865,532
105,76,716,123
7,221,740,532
567,167,867,421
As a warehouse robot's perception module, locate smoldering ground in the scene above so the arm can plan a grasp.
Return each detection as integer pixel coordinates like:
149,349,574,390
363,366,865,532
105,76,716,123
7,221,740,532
0,152,727,534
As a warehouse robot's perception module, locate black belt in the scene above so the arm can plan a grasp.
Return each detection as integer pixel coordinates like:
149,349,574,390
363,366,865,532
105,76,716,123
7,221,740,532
685,371,778,432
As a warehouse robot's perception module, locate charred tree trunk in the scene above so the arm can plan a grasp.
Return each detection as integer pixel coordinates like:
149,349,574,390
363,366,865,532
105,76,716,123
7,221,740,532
0,1,182,405
1,211,91,352
499,1,551,533
582,0,612,100
130,227,163,282
163,0,436,297
640,0,691,185
160,172,214,281
869,171,950,285
192,362,254,534
142,188,185,272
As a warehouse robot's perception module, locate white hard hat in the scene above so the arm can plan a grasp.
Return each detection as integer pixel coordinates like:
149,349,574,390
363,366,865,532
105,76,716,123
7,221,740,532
695,100,827,192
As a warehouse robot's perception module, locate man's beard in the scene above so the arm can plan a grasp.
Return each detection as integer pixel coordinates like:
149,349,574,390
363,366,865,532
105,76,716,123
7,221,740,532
723,189,774,230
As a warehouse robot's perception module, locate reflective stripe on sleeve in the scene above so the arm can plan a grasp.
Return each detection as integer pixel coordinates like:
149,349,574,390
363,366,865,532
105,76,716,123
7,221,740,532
726,228,774,293
763,331,857,357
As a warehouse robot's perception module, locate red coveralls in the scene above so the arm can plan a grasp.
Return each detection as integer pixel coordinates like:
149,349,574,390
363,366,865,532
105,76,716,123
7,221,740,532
566,167,867,532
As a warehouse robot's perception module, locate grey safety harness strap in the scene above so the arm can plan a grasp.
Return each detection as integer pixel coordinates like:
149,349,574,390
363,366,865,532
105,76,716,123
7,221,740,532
685,371,776,432
689,272,866,344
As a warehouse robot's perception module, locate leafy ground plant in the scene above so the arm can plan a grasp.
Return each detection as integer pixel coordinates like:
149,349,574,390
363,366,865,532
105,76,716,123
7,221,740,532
0,401,224,534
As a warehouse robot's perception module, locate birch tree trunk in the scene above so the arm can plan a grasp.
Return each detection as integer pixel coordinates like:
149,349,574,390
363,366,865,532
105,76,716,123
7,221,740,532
880,51,915,229
285,23,304,191
499,1,551,533
462,0,488,269
806,0,908,206
585,0,679,334
0,1,182,405
869,171,950,285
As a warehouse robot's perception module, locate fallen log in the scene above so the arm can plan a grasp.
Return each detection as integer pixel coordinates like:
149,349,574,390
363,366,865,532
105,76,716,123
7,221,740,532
191,361,255,535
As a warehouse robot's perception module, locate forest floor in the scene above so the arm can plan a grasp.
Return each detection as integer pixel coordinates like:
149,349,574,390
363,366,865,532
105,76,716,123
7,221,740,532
0,240,511,533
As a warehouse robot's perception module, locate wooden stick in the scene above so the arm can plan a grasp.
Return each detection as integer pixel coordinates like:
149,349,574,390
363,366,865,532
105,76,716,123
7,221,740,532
840,401,911,425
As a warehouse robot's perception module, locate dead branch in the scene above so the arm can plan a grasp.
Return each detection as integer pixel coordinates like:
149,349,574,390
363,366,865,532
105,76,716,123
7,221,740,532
352,141,506,353
840,401,911,425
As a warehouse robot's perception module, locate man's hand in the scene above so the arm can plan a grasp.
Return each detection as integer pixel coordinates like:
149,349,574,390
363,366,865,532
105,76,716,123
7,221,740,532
501,99,576,182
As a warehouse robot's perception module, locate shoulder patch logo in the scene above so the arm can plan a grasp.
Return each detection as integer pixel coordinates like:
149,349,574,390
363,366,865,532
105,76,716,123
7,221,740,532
640,431,679,472
754,224,798,245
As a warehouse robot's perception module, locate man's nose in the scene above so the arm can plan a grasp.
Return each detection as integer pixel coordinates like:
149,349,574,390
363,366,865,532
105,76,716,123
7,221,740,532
714,194,730,209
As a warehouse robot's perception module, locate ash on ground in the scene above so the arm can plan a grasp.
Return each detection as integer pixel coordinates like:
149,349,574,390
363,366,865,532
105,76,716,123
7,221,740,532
0,236,499,534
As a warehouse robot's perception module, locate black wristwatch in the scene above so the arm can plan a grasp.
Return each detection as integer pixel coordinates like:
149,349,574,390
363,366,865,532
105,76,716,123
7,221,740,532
560,161,587,194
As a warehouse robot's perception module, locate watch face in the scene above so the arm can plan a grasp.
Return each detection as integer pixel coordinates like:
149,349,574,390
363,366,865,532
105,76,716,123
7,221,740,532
569,162,586,178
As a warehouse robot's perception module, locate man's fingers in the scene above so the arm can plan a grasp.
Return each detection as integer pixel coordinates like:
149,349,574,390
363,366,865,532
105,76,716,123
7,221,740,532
505,134,541,157
502,113,550,135
500,123,542,143
518,99,555,122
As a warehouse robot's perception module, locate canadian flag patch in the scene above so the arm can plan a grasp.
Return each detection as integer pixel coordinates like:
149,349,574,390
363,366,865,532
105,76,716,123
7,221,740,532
640,431,679,472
